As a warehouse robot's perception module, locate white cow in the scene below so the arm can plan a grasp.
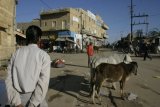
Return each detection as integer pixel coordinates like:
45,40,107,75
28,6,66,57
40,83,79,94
91,53,132,69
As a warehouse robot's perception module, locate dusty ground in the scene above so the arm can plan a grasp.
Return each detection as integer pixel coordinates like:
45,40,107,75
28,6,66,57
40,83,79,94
0,48,160,107
46,49,160,107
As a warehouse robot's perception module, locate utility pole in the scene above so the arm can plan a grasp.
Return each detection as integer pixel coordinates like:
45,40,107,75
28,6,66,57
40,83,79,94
81,12,84,52
132,14,149,36
130,0,134,42
129,0,149,42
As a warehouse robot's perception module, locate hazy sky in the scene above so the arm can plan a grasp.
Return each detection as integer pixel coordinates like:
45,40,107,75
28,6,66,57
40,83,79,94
16,0,160,43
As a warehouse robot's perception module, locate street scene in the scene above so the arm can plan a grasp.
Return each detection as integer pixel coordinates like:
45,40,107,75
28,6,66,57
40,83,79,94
1,49,160,107
0,0,160,107
46,49,160,107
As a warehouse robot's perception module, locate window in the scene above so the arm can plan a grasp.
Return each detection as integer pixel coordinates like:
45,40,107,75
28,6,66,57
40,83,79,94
71,20,73,25
44,21,47,26
52,21,56,27
62,20,67,29
83,20,85,26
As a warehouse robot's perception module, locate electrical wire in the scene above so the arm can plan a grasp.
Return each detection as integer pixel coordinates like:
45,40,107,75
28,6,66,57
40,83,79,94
149,13,160,17
39,0,51,9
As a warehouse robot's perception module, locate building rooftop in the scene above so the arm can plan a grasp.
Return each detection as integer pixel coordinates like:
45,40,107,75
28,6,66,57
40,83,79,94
40,8,71,15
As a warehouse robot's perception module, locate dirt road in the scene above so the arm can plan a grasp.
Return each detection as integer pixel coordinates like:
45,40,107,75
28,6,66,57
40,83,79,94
47,49,160,107
0,48,160,107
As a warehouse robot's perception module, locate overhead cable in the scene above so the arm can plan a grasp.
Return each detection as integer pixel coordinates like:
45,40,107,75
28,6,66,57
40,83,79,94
39,0,51,9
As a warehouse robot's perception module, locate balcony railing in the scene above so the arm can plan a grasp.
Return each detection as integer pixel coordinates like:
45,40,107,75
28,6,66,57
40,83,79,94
81,29,104,39
81,29,91,35
40,8,70,15
41,27,57,31
41,26,70,32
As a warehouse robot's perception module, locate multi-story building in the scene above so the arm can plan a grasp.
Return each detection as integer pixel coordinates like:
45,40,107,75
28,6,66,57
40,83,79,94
0,0,18,66
17,8,109,51
40,8,109,50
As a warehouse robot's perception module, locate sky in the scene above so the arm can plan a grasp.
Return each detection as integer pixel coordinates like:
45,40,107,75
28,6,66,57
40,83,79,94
16,0,160,43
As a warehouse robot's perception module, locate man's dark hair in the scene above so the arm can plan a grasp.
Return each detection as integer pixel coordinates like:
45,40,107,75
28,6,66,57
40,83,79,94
26,25,42,45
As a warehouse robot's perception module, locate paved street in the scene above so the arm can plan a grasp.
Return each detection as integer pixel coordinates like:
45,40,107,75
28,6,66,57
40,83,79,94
46,49,160,107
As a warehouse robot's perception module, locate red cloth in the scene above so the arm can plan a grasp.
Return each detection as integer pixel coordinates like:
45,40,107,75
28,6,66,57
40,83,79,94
87,45,94,56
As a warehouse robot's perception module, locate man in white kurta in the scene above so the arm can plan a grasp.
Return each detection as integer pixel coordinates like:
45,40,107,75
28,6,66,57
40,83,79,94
5,25,51,107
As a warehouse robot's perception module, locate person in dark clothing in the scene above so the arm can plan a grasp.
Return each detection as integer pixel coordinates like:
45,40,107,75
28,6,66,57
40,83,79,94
143,43,152,61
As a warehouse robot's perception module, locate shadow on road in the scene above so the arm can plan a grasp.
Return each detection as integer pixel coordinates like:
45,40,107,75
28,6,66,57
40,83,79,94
65,63,88,68
48,73,91,103
108,90,119,107
136,83,160,95
151,55,160,59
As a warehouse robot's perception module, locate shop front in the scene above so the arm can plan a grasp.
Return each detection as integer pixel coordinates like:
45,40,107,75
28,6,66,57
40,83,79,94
54,31,76,52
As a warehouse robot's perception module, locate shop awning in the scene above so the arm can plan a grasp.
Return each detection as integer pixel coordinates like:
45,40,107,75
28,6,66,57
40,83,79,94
55,37,75,43
66,38,75,43
55,37,65,41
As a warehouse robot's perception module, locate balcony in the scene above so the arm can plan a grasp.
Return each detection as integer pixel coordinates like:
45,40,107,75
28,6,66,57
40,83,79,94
41,27,57,32
40,8,70,16
103,34,109,39
81,29,93,36
102,23,109,30
41,26,70,32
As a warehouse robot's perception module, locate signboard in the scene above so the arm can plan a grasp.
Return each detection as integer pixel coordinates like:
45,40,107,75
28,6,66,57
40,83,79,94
58,31,75,38
72,16,79,23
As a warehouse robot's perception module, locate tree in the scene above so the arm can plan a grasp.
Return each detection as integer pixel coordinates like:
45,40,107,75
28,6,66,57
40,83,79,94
148,28,160,37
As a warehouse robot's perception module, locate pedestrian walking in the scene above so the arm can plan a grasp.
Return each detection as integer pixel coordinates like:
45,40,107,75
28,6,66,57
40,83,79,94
5,25,51,107
87,42,94,67
143,42,152,61
129,42,134,53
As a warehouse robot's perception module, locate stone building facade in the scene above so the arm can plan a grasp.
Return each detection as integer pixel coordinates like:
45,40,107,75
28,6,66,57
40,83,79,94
17,19,40,34
40,8,109,50
17,8,109,51
40,8,108,37
0,0,18,66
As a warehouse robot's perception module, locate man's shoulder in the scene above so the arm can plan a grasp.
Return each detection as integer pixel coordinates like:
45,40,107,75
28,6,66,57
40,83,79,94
39,49,50,59
39,48,48,54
